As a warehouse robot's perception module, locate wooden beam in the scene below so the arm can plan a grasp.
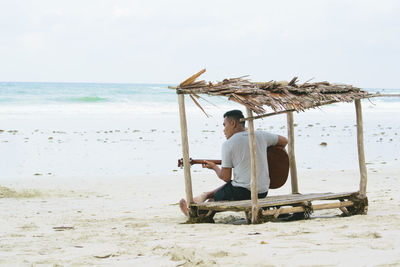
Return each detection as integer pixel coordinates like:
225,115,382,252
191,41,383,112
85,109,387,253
240,100,339,122
287,111,299,194
178,94,195,216
262,201,354,216
246,108,259,224
355,99,367,198
368,93,400,98
241,109,294,121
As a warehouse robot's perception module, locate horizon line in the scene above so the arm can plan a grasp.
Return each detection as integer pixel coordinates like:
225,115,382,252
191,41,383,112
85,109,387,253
1,81,400,90
0,80,176,85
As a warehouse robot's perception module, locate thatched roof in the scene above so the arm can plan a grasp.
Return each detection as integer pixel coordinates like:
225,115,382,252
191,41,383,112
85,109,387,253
171,69,373,115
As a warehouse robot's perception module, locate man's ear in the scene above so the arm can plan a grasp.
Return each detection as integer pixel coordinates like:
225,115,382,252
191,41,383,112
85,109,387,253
231,119,237,128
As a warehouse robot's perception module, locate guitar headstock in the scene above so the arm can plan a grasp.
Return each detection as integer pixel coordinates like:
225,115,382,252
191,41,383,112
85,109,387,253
178,158,183,168
177,158,193,168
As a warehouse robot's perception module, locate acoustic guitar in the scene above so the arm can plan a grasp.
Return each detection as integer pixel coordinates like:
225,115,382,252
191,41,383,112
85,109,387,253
177,146,289,189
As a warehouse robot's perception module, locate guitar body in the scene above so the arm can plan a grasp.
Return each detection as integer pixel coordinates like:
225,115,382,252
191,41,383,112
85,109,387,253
267,146,289,189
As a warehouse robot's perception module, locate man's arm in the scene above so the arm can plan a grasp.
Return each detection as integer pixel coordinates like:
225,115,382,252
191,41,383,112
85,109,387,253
202,161,232,182
275,135,288,149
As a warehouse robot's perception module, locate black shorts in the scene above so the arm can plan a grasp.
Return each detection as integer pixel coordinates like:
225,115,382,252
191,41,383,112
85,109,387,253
214,181,268,201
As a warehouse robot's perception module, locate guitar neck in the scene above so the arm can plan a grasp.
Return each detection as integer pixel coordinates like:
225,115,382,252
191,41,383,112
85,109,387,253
191,159,222,165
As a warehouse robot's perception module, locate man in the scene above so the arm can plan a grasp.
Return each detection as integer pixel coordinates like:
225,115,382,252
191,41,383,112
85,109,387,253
180,109,288,217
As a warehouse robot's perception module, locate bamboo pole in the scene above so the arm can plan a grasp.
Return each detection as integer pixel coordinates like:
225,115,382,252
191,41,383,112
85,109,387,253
368,93,400,98
246,107,259,224
287,111,299,194
355,99,367,198
262,201,354,216
178,94,194,216
240,100,339,122
241,109,293,121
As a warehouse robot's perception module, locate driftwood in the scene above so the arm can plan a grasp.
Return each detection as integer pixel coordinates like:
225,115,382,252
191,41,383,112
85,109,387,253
170,69,373,115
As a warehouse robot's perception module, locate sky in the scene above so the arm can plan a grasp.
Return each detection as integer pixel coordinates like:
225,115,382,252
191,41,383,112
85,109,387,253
0,0,399,88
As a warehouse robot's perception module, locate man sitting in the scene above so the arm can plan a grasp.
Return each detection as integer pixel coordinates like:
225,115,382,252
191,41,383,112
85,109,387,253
180,109,288,217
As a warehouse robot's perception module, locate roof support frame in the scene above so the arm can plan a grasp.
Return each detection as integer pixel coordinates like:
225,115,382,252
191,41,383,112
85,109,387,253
355,99,367,199
245,108,259,224
177,93,370,224
287,111,299,194
178,94,195,217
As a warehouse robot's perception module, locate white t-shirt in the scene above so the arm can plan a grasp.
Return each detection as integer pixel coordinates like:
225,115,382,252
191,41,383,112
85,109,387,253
221,130,278,193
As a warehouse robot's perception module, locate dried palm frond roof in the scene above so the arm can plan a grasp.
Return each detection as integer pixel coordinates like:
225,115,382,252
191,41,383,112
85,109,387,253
169,69,373,115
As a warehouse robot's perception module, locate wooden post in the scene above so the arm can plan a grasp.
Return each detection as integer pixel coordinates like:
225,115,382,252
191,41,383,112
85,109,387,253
178,94,194,216
246,107,259,224
287,111,299,194
355,99,367,198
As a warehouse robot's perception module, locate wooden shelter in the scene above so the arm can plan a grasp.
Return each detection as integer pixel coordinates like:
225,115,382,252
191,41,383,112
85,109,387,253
170,69,373,224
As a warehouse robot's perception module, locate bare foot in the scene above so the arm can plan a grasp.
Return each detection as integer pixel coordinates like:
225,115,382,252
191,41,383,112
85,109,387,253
179,198,189,217
193,192,209,203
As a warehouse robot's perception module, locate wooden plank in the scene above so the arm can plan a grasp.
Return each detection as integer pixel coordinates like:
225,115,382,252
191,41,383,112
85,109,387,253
178,94,194,213
192,192,357,212
262,201,354,216
246,107,259,224
258,192,356,206
355,99,367,198
287,111,299,193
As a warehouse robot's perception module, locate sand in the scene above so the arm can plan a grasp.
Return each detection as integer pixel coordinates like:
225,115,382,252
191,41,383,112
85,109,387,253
0,169,399,266
1,100,400,266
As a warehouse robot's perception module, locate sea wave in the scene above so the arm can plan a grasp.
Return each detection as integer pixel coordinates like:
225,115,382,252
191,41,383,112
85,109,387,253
67,96,109,103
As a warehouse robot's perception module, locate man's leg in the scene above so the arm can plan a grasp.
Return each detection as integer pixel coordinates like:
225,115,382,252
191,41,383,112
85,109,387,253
179,184,225,217
193,184,224,203
213,182,236,201
179,198,189,217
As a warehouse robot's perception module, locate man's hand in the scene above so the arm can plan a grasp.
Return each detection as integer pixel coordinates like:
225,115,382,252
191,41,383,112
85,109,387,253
202,161,232,182
202,160,217,170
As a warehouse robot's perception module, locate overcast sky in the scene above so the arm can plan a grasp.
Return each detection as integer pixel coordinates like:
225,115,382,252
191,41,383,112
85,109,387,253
0,0,399,88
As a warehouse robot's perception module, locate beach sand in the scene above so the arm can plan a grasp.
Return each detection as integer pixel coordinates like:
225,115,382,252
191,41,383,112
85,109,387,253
0,170,399,266
1,100,399,266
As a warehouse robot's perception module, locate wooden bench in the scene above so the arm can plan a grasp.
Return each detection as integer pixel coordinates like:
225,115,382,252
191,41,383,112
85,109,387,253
189,191,368,223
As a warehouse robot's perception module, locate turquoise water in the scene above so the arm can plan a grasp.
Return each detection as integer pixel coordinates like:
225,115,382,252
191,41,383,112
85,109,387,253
0,82,176,104
1,82,399,103
0,82,399,115
0,82,186,115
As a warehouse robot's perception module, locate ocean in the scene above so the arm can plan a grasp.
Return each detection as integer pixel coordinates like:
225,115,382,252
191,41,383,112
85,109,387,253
0,82,179,115
0,82,399,114
0,82,399,180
